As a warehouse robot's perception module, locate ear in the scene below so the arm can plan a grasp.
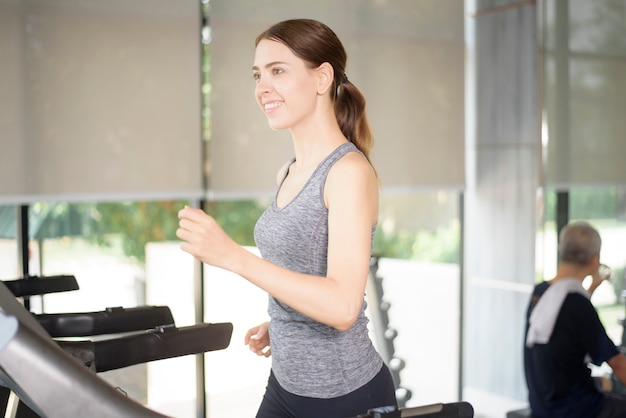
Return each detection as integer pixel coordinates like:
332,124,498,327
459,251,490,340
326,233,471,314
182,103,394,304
316,62,334,96
591,253,600,265
589,253,601,272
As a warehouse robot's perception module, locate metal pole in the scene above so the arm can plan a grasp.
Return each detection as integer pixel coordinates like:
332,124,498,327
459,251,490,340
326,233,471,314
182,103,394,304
16,205,30,310
193,197,206,418
457,192,465,402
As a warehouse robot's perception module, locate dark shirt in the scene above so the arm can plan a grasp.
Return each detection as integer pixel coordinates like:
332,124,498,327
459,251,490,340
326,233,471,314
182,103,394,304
524,281,619,418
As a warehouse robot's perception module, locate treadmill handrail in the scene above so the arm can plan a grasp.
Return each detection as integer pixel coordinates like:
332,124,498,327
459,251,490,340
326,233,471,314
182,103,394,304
0,311,169,418
36,305,175,337
58,322,233,372
2,275,79,297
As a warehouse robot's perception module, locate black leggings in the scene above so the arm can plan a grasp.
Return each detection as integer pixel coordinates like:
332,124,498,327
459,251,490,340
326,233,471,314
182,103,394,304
255,364,398,418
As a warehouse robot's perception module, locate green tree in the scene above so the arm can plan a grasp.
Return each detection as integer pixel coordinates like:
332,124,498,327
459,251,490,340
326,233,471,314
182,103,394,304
31,200,266,264
88,200,266,263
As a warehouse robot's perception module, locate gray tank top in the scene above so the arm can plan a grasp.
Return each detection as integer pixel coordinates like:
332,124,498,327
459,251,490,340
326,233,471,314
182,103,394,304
254,142,383,398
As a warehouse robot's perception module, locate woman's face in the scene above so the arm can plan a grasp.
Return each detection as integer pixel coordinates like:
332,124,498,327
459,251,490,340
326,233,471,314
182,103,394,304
252,39,320,131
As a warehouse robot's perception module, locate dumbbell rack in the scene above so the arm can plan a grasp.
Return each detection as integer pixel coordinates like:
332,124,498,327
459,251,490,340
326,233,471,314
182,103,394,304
368,257,412,407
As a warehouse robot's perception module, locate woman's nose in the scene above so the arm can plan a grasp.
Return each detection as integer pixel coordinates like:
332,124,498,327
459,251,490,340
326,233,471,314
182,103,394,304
255,77,271,95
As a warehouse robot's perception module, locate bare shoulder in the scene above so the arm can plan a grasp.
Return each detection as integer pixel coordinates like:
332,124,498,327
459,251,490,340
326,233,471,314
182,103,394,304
328,150,377,184
325,150,378,214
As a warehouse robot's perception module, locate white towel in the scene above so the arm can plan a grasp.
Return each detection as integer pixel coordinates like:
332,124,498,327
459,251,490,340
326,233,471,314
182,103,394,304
526,278,589,348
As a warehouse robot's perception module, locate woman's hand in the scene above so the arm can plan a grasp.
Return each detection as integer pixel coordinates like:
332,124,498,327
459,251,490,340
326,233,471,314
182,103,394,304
176,206,242,271
244,321,271,357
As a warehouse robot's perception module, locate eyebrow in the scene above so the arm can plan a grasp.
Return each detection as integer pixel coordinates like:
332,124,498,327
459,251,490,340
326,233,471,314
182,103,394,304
251,61,288,71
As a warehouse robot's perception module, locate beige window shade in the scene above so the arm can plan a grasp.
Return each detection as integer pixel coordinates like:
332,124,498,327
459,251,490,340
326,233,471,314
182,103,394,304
208,0,465,199
543,0,626,188
0,2,27,199
0,0,203,204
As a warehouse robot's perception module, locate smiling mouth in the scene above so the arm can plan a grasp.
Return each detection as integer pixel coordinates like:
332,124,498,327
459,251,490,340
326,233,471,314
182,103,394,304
264,102,283,111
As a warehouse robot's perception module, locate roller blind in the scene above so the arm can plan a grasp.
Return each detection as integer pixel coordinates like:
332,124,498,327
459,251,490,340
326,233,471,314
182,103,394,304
0,0,203,203
208,0,465,198
543,0,626,188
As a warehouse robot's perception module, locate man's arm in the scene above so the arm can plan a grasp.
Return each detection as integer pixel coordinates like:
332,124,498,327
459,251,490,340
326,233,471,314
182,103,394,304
587,266,611,298
607,352,626,385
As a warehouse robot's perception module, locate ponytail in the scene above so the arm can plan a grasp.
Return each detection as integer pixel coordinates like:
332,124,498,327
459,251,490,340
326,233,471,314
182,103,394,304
334,79,374,164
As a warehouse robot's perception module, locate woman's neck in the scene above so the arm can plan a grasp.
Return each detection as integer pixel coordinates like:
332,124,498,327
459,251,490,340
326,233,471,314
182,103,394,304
290,128,347,170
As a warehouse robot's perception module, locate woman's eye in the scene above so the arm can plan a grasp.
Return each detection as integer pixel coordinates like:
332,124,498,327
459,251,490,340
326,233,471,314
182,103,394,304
252,72,260,80
272,68,283,75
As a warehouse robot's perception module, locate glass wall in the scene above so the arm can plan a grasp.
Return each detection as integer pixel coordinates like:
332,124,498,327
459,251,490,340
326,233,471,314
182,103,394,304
0,201,201,416
201,0,465,415
1,0,203,413
0,1,464,417
199,193,461,417
538,187,626,343
0,205,18,279
539,0,626,382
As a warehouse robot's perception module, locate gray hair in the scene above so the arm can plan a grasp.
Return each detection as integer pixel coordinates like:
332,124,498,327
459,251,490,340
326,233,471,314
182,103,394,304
558,221,602,265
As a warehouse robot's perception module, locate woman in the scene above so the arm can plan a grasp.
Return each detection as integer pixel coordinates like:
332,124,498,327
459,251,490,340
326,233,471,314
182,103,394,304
177,18,397,417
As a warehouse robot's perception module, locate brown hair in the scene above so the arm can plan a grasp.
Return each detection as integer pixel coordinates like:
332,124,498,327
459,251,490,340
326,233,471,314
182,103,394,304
255,19,375,162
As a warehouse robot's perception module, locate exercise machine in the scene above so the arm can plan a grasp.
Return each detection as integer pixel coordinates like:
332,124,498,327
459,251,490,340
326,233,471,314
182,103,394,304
0,278,232,417
353,401,474,418
368,257,412,406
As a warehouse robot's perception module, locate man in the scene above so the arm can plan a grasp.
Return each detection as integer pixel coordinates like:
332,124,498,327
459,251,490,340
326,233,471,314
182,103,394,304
524,221,626,418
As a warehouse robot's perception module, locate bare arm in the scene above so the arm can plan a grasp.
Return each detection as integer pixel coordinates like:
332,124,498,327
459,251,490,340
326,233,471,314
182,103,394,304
608,352,626,386
177,152,378,331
